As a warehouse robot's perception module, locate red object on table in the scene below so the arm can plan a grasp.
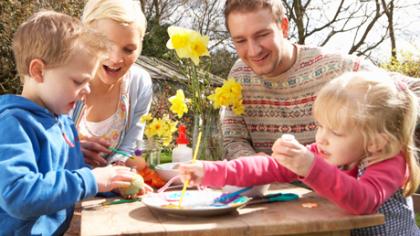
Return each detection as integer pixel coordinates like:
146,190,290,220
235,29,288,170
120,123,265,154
138,167,166,188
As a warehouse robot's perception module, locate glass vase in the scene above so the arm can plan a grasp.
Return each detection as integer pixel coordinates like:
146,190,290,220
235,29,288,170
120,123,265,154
191,110,223,161
136,139,162,168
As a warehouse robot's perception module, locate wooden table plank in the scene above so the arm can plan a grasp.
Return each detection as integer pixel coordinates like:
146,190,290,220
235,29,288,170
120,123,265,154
80,183,384,236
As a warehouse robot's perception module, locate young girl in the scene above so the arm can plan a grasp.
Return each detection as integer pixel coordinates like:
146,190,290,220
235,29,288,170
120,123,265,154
179,71,420,235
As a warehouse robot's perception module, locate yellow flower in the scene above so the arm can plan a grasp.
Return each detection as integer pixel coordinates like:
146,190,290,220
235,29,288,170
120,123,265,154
168,89,188,118
208,78,244,115
145,118,164,139
232,101,245,115
188,32,209,65
166,26,209,65
162,117,178,146
143,114,178,146
140,113,153,123
224,78,242,97
166,26,191,59
208,87,228,108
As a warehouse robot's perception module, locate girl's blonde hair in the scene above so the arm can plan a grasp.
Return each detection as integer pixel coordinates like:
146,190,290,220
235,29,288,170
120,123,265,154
12,10,108,82
313,71,420,196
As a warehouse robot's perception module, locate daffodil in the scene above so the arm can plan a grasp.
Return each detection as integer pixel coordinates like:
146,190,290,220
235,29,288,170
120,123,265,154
166,26,192,59
140,113,153,123
232,100,245,116
142,115,178,147
145,118,164,138
207,78,244,115
188,31,209,65
166,26,209,65
164,26,244,158
169,89,188,118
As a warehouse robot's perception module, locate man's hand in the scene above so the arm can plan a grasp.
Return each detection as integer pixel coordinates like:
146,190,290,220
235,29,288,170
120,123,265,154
80,136,112,167
271,135,314,177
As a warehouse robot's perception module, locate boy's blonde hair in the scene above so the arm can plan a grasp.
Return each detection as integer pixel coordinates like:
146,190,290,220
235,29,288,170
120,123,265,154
12,10,108,82
313,71,420,196
81,0,147,52
224,0,286,31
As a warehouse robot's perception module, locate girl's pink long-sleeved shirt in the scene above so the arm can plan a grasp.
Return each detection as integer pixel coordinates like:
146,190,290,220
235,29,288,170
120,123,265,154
202,144,406,215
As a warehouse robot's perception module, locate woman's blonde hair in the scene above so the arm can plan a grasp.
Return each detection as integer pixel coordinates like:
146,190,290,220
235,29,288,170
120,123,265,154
12,10,108,82
313,71,420,196
81,0,147,50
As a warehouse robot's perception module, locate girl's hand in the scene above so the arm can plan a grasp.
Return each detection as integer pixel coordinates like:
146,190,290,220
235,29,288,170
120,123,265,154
92,165,135,192
271,135,314,177
255,152,270,157
178,162,205,186
80,136,112,167
141,183,154,194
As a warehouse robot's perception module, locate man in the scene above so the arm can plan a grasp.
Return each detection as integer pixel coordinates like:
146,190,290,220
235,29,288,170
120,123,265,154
221,0,385,159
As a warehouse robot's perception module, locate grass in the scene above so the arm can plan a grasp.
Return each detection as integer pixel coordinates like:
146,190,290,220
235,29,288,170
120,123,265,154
160,150,172,164
416,213,420,226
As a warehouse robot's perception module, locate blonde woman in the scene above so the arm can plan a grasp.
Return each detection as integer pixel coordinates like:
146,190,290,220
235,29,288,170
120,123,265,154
72,0,152,168
180,72,420,235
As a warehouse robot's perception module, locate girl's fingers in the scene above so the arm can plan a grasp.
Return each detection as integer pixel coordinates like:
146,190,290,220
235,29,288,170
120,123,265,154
273,145,300,157
143,184,154,193
273,139,297,153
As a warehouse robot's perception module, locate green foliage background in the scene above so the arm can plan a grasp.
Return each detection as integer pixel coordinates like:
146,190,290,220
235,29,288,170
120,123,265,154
0,0,85,94
380,52,420,78
1,0,417,95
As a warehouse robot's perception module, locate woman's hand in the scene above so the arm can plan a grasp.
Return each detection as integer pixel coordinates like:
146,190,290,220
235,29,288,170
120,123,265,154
178,161,205,186
125,156,147,172
271,135,314,177
80,136,112,167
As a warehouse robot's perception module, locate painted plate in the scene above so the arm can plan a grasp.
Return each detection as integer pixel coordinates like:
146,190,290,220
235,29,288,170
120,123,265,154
142,190,250,217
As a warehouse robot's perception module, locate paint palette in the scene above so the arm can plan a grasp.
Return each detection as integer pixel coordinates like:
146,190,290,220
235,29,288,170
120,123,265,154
142,190,250,217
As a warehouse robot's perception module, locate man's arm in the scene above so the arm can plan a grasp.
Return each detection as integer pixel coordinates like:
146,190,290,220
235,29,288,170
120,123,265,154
221,107,257,159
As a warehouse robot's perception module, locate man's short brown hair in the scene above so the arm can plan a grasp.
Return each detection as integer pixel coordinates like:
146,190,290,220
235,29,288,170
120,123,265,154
12,10,108,82
224,0,286,31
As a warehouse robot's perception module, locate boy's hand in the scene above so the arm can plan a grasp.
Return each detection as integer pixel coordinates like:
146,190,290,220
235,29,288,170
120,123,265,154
92,165,135,192
178,162,205,186
80,137,112,167
271,135,314,177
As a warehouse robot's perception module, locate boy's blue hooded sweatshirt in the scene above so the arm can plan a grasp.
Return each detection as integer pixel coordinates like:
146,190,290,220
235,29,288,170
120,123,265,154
0,95,98,235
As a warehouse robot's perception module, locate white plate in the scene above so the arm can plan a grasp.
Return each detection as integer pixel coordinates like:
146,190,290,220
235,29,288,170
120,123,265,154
155,162,182,184
142,190,250,217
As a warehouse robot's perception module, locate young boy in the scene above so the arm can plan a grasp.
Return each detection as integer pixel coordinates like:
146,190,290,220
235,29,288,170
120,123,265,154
0,10,138,235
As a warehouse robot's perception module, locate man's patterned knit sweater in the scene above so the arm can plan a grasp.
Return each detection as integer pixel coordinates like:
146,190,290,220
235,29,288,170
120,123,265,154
221,44,378,159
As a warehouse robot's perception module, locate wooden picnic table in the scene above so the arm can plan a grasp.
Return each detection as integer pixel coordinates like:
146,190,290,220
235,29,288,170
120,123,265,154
75,183,384,236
